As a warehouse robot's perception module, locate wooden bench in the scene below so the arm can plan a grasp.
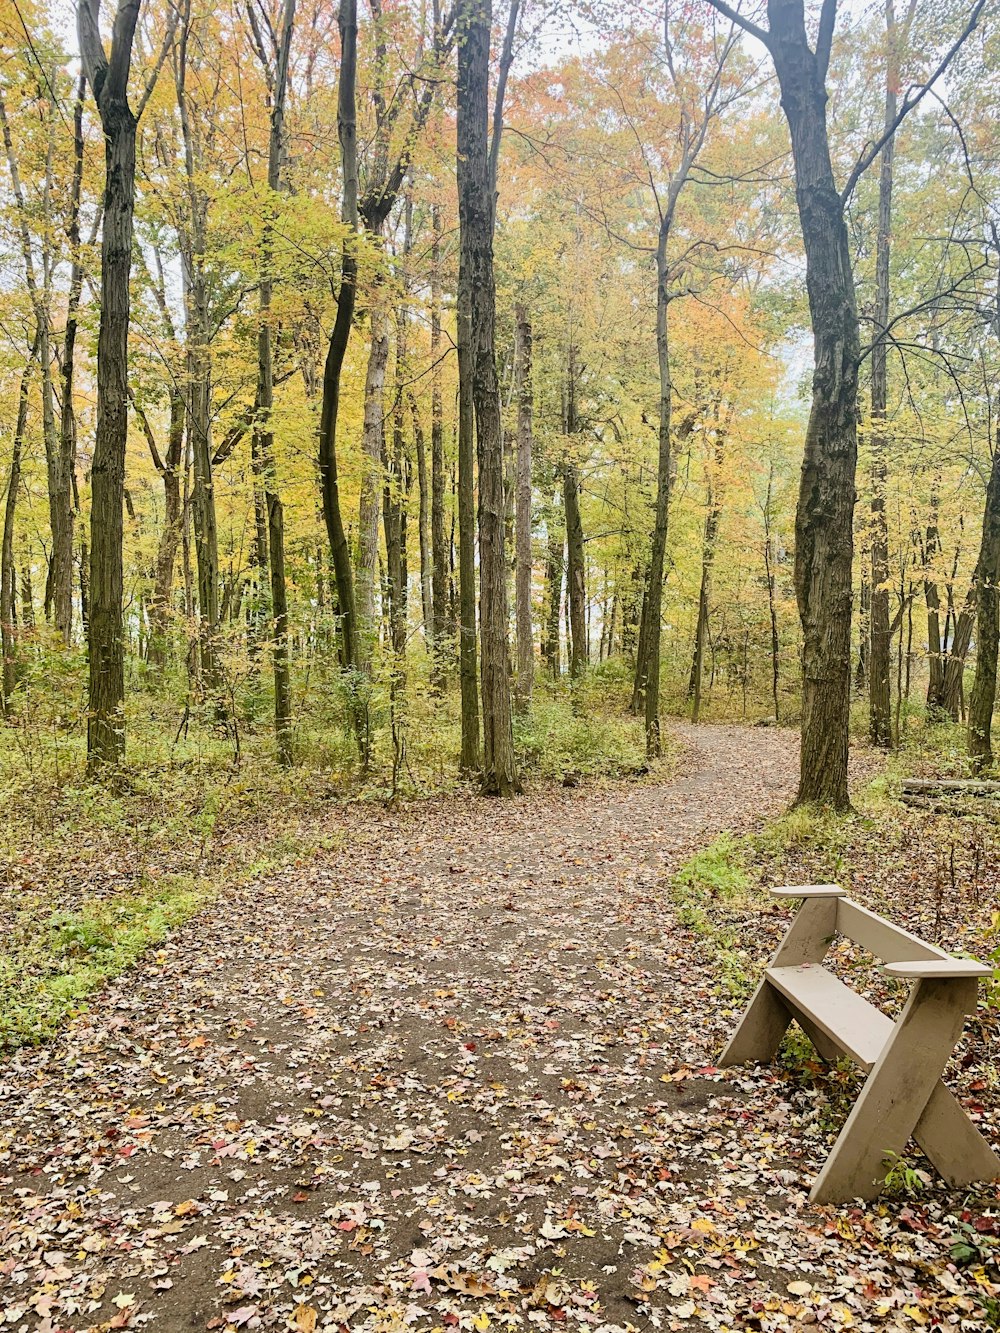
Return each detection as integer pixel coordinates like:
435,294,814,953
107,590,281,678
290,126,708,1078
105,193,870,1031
720,884,1000,1203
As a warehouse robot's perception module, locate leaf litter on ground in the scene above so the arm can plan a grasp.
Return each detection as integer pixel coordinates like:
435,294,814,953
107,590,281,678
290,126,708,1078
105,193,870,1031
0,723,998,1332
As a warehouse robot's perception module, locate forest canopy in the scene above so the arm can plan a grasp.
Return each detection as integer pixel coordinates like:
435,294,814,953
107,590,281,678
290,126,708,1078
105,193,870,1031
0,0,997,804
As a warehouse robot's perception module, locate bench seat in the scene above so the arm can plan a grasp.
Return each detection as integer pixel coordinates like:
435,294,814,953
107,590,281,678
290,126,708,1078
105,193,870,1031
766,964,891,1072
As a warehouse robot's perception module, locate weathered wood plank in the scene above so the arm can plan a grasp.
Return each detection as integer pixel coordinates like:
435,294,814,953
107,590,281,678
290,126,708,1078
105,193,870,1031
883,959,991,979
837,899,949,963
771,884,844,899
766,964,891,1071
913,1081,1000,1186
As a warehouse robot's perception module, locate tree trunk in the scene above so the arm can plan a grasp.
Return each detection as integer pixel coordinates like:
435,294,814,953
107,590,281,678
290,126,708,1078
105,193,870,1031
457,0,517,794
2,341,35,710
412,394,433,647
0,93,74,646
763,462,781,720
457,321,481,769
868,0,899,749
968,436,1000,768
79,2,142,768
147,388,184,666
255,0,296,764
543,490,564,678
318,0,360,673
855,565,869,691
383,317,409,661
769,0,860,809
514,303,533,712
186,316,221,697
924,478,945,712
636,229,672,753
942,586,975,720
175,17,223,704
357,295,389,648
564,344,587,682
430,203,449,688
689,429,725,723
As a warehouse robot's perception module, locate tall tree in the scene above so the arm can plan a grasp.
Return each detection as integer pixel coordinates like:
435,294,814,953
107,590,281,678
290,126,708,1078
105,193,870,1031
711,0,987,806
318,0,360,671
1,337,37,711
456,0,518,794
174,1,223,702
77,0,170,767
868,0,916,748
251,0,296,764
514,303,533,711
430,200,449,688
628,9,737,756
564,345,587,680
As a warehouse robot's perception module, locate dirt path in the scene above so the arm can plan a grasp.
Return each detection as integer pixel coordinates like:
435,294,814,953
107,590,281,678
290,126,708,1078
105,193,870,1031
0,725,987,1331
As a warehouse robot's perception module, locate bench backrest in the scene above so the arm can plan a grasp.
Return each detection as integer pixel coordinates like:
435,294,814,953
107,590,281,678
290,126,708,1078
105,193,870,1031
772,885,951,966
835,898,950,964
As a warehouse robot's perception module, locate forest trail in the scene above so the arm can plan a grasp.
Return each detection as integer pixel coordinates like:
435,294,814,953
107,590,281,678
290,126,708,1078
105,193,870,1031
2,725,978,1331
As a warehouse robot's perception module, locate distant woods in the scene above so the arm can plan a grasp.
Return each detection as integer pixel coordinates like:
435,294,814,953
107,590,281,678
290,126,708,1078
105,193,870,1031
0,0,996,801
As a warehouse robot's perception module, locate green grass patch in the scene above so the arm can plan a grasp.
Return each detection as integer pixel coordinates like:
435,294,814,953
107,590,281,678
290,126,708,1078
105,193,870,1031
0,877,201,1050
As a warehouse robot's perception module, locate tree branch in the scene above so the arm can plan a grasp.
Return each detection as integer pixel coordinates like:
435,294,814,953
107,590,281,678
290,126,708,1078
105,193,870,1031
839,0,988,203
704,0,770,49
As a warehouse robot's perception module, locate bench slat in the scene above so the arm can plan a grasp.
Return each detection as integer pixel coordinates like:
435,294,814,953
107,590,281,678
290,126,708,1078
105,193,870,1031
836,900,949,964
766,964,892,1071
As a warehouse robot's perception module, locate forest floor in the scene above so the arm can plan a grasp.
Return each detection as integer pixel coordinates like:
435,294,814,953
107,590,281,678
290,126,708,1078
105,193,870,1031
0,723,998,1333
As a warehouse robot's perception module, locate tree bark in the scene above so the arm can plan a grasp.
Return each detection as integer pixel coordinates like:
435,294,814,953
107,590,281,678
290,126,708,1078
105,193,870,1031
430,203,449,688
357,293,389,649
457,312,481,767
318,0,360,672
383,313,409,661
924,478,945,712
868,0,900,749
763,462,781,720
78,0,143,768
768,0,860,809
457,0,517,793
542,489,564,678
968,436,1000,769
175,9,222,703
147,388,184,666
254,0,296,764
689,426,726,723
2,340,36,710
514,303,533,712
942,587,975,720
412,394,434,648
563,344,587,682
637,229,673,752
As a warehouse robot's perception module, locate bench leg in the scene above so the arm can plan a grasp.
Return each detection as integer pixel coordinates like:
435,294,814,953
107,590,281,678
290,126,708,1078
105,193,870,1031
914,1080,1000,1188
791,1012,847,1066
719,978,792,1065
810,978,977,1204
719,897,837,1067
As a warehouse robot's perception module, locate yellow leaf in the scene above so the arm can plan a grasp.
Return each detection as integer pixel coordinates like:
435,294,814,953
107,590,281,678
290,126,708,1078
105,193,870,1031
292,1305,318,1332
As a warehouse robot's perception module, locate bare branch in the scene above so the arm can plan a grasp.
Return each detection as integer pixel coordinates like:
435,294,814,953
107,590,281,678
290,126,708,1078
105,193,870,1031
840,0,988,203
703,0,770,48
